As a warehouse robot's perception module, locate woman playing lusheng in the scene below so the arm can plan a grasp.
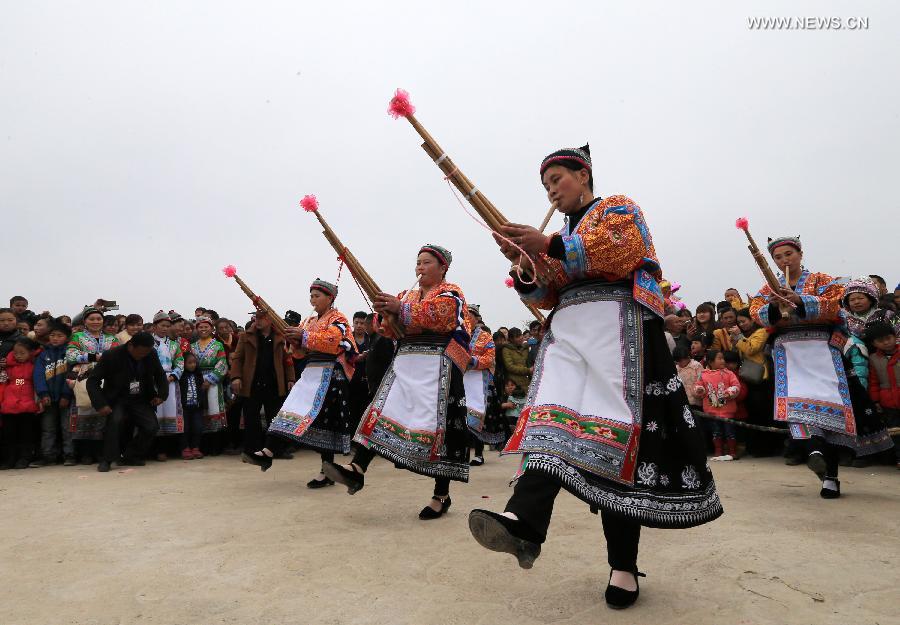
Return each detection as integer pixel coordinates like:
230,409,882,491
324,244,472,520
468,144,722,610
748,237,889,498
244,279,357,488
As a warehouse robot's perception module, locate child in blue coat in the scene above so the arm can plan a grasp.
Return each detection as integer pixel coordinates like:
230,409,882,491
32,321,75,466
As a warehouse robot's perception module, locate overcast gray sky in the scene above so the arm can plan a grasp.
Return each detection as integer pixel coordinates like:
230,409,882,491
2,1,897,328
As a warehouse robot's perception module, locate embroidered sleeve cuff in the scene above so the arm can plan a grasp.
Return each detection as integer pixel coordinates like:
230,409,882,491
759,303,777,326
797,296,815,319
400,303,412,326
301,330,309,348
560,233,587,276
204,373,218,384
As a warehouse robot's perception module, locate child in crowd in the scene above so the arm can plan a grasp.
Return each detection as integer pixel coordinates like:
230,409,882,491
867,322,900,468
673,346,704,408
694,350,741,460
32,322,75,466
179,352,207,460
499,379,525,432
841,277,899,340
723,351,748,421
690,338,706,365
1,338,41,469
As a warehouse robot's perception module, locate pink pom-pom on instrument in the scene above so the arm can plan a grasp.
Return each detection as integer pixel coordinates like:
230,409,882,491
504,277,515,288
222,265,237,278
300,195,319,212
388,88,416,119
735,217,749,231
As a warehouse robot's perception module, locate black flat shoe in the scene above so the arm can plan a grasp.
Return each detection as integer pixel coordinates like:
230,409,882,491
97,461,111,473
806,451,827,481
322,461,365,494
605,569,645,609
241,451,273,472
820,478,841,499
469,456,485,466
468,509,542,569
419,496,451,520
306,476,335,489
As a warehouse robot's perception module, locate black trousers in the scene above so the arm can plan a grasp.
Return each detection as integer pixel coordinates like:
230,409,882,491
469,432,484,457
350,446,451,497
1,413,35,463
243,388,284,453
226,396,244,448
504,471,641,572
102,401,159,462
809,435,839,478
181,405,204,449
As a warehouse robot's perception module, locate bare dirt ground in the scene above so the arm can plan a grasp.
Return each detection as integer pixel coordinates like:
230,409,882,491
1,452,897,625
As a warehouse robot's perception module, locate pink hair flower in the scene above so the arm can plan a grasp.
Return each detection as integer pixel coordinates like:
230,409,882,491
504,277,515,288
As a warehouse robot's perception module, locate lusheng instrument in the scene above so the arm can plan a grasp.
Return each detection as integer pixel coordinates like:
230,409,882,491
301,195,406,337
222,265,290,334
388,89,546,323
734,217,794,318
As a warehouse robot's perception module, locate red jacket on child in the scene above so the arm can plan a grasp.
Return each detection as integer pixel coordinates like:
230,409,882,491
0,351,39,414
694,368,741,418
869,349,900,409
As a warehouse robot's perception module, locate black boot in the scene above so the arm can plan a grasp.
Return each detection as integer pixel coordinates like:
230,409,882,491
467,510,542,569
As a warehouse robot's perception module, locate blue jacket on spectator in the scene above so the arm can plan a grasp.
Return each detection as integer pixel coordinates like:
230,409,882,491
33,344,74,401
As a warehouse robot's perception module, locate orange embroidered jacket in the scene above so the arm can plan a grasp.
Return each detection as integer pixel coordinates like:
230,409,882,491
468,327,495,371
517,195,665,316
301,308,357,379
750,270,843,329
376,282,472,372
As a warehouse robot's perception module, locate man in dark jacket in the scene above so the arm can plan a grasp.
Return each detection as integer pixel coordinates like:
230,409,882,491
87,332,167,472
230,312,295,453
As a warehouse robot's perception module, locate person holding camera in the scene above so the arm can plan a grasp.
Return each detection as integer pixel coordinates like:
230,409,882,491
86,332,168,472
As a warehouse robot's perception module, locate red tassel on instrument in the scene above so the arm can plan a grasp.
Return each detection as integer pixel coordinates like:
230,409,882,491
388,88,415,119
300,195,319,212
222,265,237,278
735,217,749,231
